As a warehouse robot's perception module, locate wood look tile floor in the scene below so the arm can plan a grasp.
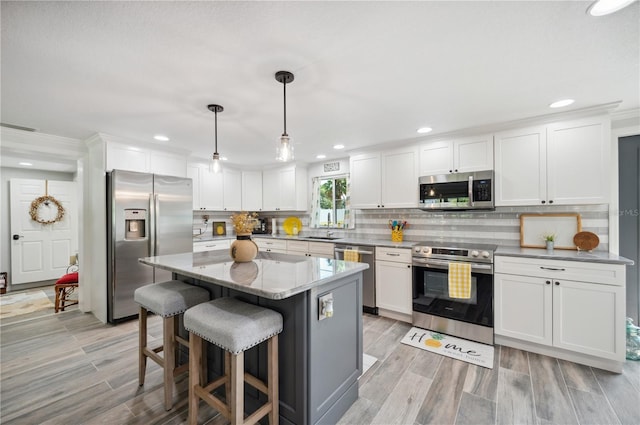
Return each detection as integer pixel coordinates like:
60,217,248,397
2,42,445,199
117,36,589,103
1,304,639,425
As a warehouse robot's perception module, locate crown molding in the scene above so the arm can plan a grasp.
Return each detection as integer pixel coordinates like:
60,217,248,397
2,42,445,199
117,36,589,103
0,127,85,158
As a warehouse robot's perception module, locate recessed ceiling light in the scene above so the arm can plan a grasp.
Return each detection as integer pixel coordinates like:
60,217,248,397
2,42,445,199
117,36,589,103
19,162,33,166
316,154,327,159
587,0,637,16
417,127,433,134
153,134,170,141
333,144,345,150
549,99,575,108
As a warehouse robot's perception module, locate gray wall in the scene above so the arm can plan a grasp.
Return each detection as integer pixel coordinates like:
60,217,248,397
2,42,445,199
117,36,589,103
0,167,76,285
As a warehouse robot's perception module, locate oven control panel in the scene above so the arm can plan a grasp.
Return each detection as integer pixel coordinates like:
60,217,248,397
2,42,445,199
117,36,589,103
412,243,495,263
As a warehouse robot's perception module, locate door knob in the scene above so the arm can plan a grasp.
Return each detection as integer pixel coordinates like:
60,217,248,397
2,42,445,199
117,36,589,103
12,234,23,240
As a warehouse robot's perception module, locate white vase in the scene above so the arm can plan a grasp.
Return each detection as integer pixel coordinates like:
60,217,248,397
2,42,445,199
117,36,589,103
546,240,554,251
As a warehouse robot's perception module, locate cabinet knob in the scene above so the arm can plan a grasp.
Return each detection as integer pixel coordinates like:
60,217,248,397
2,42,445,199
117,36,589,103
555,281,560,285
541,200,546,204
454,169,458,172
549,200,554,204
449,170,453,173
546,280,551,285
407,265,411,268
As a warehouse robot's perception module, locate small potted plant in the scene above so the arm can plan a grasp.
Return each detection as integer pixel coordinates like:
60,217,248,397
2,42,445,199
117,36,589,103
543,233,555,251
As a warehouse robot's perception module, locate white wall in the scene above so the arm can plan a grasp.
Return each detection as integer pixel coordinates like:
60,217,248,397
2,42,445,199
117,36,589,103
0,167,77,286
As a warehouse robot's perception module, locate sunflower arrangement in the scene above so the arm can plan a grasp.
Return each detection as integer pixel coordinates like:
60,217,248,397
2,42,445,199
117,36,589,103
230,211,258,234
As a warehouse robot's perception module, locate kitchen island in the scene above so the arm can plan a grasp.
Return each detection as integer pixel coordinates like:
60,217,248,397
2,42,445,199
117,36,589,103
139,250,368,425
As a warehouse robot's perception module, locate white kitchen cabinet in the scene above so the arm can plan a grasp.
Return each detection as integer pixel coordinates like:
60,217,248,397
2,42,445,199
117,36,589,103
262,165,308,211
150,151,187,177
188,163,242,211
254,238,287,254
222,168,242,211
106,142,187,177
242,171,263,212
495,115,610,206
193,239,231,253
495,256,626,364
187,164,201,210
350,146,418,209
286,240,335,258
419,134,493,176
375,247,412,319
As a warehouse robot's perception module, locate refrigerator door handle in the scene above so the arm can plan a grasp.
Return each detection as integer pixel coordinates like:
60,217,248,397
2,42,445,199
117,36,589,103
149,193,156,257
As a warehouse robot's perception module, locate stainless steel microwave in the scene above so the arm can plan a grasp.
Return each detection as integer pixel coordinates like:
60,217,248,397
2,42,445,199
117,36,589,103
419,170,494,210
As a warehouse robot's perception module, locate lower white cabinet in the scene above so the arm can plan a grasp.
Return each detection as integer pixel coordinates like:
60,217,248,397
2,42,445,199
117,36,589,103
375,247,412,317
286,240,335,258
193,239,231,253
495,256,626,363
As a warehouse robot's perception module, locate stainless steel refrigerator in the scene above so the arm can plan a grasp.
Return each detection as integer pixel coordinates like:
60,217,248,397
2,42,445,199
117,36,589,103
107,169,193,323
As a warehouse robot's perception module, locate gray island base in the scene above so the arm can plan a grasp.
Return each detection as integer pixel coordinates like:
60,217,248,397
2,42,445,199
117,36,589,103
139,250,368,425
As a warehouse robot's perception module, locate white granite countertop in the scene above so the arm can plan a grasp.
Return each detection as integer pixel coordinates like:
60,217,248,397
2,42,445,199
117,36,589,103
193,233,416,249
496,246,634,265
139,250,369,300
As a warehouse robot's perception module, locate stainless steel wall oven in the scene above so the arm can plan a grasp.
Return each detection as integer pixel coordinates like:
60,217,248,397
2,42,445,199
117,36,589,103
412,242,496,345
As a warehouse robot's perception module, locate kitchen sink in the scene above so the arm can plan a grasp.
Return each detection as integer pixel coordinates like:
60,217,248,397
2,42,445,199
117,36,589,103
305,236,342,241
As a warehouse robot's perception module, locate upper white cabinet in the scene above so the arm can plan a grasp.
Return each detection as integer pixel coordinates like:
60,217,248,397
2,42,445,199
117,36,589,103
188,163,242,211
106,142,187,177
350,146,418,209
495,116,610,206
419,134,493,176
242,171,263,212
262,165,308,211
222,168,242,211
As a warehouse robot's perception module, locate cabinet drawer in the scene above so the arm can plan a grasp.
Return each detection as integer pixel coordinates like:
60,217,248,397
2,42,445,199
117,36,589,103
308,242,335,256
286,240,309,252
255,238,287,251
375,246,411,263
193,239,231,252
495,256,625,286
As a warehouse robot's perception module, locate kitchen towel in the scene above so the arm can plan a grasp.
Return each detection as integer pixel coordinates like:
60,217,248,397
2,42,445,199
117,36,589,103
343,249,360,262
448,262,471,299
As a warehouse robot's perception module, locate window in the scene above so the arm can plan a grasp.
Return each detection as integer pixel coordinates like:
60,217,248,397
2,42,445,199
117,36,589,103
310,174,353,229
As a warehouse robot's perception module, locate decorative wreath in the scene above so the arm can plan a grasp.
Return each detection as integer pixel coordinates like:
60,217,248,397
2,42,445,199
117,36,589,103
29,195,65,225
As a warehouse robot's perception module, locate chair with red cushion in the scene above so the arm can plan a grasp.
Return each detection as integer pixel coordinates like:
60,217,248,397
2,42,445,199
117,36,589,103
55,265,79,313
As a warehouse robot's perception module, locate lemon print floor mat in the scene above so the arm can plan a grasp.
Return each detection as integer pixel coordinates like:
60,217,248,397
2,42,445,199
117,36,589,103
401,326,494,369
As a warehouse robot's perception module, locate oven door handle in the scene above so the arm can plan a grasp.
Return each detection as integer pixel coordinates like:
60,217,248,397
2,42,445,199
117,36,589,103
412,258,493,273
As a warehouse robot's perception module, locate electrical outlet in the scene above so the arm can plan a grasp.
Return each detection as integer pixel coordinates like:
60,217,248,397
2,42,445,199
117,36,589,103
318,293,334,321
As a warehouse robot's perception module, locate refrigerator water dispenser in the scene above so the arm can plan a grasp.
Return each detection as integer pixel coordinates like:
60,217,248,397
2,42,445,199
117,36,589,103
125,209,146,240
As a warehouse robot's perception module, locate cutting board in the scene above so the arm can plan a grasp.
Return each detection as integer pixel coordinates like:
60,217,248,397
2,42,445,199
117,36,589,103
520,213,582,250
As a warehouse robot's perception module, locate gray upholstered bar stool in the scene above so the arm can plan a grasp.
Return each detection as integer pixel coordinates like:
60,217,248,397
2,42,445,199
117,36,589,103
134,280,209,411
184,297,283,425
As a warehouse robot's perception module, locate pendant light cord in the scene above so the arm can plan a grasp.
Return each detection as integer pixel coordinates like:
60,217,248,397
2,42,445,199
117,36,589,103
214,109,218,154
283,80,287,136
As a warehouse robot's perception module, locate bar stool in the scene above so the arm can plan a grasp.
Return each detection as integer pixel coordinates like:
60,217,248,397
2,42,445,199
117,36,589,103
184,297,283,425
134,280,209,411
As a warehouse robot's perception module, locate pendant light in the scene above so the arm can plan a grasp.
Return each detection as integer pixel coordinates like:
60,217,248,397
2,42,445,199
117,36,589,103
208,104,223,173
275,70,295,162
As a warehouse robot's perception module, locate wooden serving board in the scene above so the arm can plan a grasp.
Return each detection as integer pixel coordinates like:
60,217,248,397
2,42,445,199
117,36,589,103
520,213,582,250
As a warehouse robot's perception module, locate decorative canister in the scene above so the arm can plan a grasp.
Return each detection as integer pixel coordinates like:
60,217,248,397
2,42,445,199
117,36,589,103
230,233,259,263
391,229,403,242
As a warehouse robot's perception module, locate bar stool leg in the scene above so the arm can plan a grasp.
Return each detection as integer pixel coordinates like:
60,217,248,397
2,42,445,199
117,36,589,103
163,315,176,411
138,306,148,386
268,335,279,424
224,351,231,406
189,333,203,425
230,351,244,425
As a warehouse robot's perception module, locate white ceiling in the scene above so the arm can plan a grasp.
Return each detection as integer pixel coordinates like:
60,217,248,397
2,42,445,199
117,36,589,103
1,1,639,171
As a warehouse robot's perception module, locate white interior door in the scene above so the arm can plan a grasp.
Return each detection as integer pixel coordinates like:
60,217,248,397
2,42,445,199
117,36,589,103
10,179,78,285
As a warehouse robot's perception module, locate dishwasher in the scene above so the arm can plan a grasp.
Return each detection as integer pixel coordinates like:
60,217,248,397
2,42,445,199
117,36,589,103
334,244,377,314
